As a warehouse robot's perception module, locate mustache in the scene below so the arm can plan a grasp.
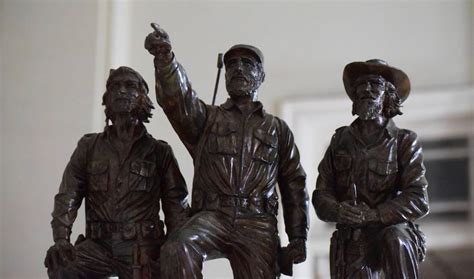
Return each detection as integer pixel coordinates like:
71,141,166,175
359,93,377,101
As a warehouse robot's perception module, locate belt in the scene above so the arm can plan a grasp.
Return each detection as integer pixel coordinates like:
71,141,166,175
203,194,278,215
86,220,164,241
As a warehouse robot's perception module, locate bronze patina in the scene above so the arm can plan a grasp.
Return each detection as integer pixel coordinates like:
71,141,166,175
145,23,309,278
44,67,190,279
313,59,429,279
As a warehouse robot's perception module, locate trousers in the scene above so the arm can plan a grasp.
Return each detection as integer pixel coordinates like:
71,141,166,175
160,210,280,279
331,223,426,279
47,238,160,279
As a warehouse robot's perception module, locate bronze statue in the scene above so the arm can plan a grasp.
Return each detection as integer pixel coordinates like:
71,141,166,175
44,66,189,279
312,59,429,278
145,23,309,278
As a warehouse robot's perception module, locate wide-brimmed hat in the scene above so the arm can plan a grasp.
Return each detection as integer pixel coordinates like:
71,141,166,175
223,44,264,66
343,59,410,103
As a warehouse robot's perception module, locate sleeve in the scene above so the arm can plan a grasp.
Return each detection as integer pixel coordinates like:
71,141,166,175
312,133,341,223
154,55,208,154
160,143,190,235
277,119,309,240
377,130,429,224
50,136,90,242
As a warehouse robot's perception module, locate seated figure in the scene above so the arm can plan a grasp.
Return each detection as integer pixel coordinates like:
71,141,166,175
44,66,189,279
312,59,429,279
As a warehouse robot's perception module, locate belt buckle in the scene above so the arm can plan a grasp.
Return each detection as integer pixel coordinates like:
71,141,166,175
122,223,136,240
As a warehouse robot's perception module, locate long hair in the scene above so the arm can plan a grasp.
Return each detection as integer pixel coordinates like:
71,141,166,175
102,67,154,124
382,81,403,118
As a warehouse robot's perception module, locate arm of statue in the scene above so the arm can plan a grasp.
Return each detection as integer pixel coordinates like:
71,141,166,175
312,134,341,223
277,119,309,263
44,136,89,270
376,130,429,224
160,143,190,235
145,23,207,153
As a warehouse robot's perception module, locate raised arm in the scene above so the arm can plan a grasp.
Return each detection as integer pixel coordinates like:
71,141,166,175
145,23,207,153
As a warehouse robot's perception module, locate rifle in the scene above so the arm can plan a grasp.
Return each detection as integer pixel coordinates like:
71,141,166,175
212,53,224,105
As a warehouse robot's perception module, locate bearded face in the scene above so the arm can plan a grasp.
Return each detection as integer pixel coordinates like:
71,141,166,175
353,75,386,120
224,53,264,100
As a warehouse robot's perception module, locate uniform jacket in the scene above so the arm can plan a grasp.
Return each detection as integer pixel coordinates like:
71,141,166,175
154,56,309,240
51,125,189,241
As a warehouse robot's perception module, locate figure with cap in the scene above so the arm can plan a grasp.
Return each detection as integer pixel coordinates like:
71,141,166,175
44,66,189,279
312,59,429,278
145,23,309,278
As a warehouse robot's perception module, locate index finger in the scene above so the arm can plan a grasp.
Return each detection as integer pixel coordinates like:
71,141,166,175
150,23,168,37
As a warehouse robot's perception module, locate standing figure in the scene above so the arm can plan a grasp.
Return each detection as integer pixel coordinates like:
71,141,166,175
145,23,309,279
313,59,429,278
44,66,189,279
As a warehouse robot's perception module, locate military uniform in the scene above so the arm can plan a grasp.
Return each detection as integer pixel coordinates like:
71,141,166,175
313,118,429,278
48,125,189,279
154,57,309,279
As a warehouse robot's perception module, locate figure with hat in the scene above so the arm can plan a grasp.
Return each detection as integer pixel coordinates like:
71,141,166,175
312,59,429,278
44,66,190,279
145,23,309,278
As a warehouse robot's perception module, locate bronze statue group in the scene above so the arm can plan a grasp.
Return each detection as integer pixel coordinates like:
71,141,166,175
44,23,429,279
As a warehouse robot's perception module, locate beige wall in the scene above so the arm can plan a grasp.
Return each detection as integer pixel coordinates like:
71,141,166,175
1,1,99,278
0,0,472,278
1,0,4,276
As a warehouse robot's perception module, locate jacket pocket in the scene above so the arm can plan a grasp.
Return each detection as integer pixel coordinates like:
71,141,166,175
368,158,398,192
87,160,108,191
208,122,238,155
253,129,278,164
333,153,351,188
130,160,156,192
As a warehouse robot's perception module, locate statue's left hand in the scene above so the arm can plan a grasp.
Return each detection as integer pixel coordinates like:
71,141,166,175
286,238,307,264
44,239,76,271
358,202,380,224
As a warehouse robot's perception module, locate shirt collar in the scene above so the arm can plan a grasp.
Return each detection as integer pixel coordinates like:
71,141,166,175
350,118,399,139
220,98,266,117
104,123,148,141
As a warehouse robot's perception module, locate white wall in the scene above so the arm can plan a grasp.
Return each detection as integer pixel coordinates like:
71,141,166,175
1,1,99,278
0,1,472,278
1,0,5,277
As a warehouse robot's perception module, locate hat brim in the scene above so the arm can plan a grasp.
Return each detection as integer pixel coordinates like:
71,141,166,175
343,62,410,103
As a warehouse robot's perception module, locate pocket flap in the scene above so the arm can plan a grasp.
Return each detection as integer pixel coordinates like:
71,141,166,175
334,154,351,171
130,160,156,177
368,159,398,175
87,160,108,174
212,122,238,136
254,129,277,148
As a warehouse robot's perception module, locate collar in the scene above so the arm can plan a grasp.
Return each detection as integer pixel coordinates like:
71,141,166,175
104,123,148,141
350,118,398,139
220,98,266,117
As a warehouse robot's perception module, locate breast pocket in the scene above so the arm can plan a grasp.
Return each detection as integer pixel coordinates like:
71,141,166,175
253,129,278,164
208,122,238,156
368,159,398,192
129,160,156,192
333,154,352,188
87,160,109,191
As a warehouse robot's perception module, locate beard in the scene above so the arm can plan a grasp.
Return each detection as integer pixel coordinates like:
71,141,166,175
353,99,383,120
226,74,259,99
